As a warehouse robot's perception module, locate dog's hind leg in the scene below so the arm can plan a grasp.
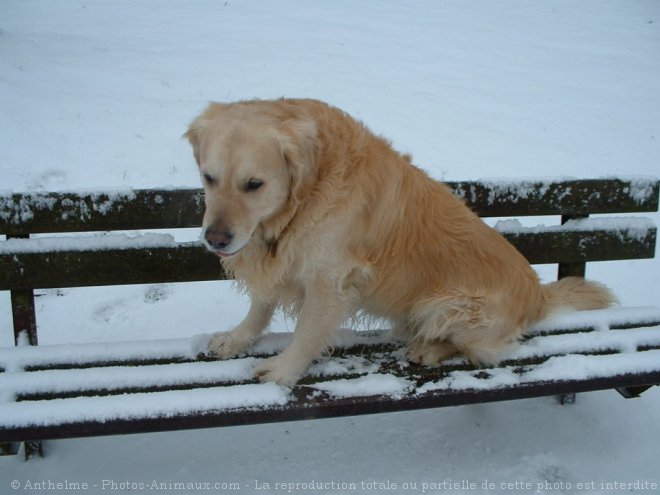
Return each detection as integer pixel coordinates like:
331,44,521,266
408,289,516,367
407,339,459,365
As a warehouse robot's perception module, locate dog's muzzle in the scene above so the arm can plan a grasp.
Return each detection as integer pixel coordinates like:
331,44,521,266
203,227,235,255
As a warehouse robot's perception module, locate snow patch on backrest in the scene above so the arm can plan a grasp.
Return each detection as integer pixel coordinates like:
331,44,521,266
623,176,658,205
0,233,179,254
0,189,136,225
494,217,655,242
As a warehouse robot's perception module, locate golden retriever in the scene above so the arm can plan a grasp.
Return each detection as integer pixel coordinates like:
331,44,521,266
185,98,614,386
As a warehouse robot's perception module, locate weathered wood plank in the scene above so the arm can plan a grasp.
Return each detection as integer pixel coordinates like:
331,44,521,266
0,189,205,236
0,243,226,290
1,178,657,235
506,226,657,265
2,369,659,443
0,227,656,290
450,178,659,217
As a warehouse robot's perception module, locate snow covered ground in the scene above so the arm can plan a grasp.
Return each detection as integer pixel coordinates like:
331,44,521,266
1,1,659,493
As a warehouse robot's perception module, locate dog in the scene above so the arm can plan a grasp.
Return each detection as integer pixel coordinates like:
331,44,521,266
185,98,615,386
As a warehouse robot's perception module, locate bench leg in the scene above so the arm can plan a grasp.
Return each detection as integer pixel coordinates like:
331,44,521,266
555,215,588,407
10,284,44,458
11,289,39,346
24,441,44,460
557,214,588,280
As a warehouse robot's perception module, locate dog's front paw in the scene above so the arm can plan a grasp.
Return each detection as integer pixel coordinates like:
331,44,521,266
208,332,251,359
254,354,306,386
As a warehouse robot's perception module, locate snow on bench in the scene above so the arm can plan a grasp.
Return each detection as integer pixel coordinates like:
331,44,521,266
494,217,655,242
0,232,179,254
1,307,659,442
0,188,138,225
1,177,658,455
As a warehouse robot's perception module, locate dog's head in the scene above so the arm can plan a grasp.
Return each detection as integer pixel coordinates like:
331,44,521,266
184,100,317,257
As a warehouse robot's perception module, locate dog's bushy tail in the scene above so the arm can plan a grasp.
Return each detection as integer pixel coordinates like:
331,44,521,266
539,276,617,319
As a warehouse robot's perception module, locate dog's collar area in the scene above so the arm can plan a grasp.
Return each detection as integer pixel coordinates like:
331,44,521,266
267,238,279,258
263,210,296,258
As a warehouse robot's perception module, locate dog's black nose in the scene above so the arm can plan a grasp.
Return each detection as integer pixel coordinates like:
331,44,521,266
205,228,233,251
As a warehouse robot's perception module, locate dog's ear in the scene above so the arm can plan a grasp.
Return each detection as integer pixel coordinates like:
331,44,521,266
280,117,317,202
183,117,206,166
183,103,227,166
181,119,203,165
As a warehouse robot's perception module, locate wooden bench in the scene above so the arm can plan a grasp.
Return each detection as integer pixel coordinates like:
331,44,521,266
1,177,659,459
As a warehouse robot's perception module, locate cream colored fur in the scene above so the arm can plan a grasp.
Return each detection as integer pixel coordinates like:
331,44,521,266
185,98,616,385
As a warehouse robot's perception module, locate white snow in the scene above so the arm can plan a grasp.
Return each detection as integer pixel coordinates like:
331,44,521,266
0,232,179,254
0,336,202,373
416,351,660,394
0,359,260,398
0,329,393,374
530,306,660,333
493,217,656,242
1,0,660,492
515,327,660,359
312,374,415,399
0,384,291,429
470,175,659,206
0,195,56,224
626,177,660,205
0,189,137,224
483,179,554,206
307,356,381,378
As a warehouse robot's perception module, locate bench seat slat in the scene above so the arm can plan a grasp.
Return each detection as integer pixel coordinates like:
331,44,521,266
4,369,660,443
2,178,658,235
0,226,656,290
6,329,660,402
1,308,659,443
3,318,660,395
2,357,658,443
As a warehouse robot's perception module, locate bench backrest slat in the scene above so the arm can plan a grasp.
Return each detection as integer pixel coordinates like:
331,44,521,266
0,244,224,290
1,228,656,290
0,189,205,236
2,178,658,235
452,178,659,217
1,177,658,291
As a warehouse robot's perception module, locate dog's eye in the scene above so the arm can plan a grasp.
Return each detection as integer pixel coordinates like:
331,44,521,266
202,173,216,186
245,178,264,192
